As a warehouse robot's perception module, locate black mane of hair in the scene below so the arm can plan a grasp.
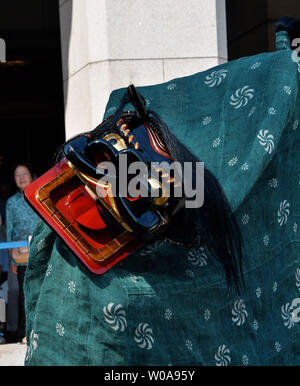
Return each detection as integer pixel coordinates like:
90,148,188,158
12,161,35,177
148,110,245,295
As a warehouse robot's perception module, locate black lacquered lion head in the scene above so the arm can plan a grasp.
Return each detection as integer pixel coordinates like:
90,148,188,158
63,108,184,241
59,85,245,292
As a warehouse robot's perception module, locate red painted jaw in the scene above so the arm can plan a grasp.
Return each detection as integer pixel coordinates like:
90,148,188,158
24,157,142,274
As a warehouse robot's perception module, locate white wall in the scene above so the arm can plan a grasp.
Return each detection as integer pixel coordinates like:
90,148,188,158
59,0,228,139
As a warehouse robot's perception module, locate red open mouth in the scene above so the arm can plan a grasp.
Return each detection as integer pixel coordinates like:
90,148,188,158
24,157,142,274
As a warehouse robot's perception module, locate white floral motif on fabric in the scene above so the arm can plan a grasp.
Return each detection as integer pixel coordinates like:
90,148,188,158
296,269,300,291
263,235,270,246
250,62,261,70
204,309,211,320
242,354,249,366
202,116,212,126
248,106,256,117
167,83,176,91
252,319,259,330
268,178,278,188
45,264,52,277
68,281,76,294
292,120,298,130
268,107,277,115
212,137,221,148
228,156,238,166
185,339,193,351
56,322,65,336
283,85,292,95
256,288,262,298
103,303,127,332
241,214,250,225
107,106,116,114
164,308,172,320
275,342,281,352
241,162,249,171
37,238,46,252
129,273,140,283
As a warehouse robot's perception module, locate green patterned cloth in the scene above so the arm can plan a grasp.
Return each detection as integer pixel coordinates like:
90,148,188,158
24,31,300,366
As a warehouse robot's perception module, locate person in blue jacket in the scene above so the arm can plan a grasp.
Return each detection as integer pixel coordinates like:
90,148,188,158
6,164,39,342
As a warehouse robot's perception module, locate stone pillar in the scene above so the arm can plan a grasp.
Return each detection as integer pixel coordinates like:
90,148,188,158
59,0,228,139
0,38,6,62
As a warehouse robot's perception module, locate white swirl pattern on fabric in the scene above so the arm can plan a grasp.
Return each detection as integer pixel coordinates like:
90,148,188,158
187,247,208,266
134,322,154,350
277,200,290,226
103,303,127,332
215,344,231,366
257,129,275,154
282,298,300,329
204,69,228,87
232,298,248,326
230,86,254,109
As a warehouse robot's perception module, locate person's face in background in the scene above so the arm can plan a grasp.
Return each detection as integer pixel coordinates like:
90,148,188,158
14,165,32,192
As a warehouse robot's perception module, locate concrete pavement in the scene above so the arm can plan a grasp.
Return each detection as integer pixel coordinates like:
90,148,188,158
0,343,26,366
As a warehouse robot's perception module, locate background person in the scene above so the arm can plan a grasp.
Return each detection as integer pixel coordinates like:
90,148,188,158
6,163,39,343
0,212,9,344
0,179,19,343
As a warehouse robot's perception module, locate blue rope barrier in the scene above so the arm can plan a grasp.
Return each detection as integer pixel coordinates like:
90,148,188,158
0,241,28,250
